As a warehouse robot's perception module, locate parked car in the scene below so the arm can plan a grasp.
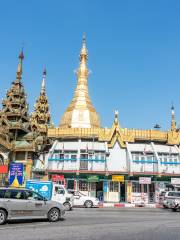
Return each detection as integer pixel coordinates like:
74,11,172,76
68,190,99,208
163,191,180,208
26,180,74,211
0,187,66,225
159,191,167,205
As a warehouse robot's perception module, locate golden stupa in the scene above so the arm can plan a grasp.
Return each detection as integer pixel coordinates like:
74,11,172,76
59,35,101,128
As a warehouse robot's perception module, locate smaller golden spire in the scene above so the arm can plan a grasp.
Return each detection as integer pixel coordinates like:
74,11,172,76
16,50,24,80
114,110,119,125
171,103,176,131
41,67,46,94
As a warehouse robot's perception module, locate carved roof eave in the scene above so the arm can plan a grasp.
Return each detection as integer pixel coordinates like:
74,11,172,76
0,137,12,150
47,125,180,147
13,147,36,152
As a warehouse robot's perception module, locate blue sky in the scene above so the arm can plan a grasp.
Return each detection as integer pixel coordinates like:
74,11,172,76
0,0,180,130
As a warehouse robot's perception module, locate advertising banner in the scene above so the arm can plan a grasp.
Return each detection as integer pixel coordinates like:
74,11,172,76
139,177,151,184
9,163,23,187
26,180,53,200
171,178,180,185
0,165,8,174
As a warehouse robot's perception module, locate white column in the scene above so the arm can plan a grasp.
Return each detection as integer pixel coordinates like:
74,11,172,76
126,142,132,173
77,139,81,171
151,142,160,174
174,145,180,173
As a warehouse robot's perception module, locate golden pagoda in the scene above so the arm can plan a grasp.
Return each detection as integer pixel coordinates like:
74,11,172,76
59,35,101,128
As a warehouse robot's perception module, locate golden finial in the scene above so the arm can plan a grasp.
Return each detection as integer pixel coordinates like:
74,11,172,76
41,67,46,94
80,33,88,58
114,110,119,125
171,102,176,131
16,49,24,80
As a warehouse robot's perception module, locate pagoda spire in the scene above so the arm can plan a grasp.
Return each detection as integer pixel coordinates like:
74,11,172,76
31,68,51,133
59,35,100,128
16,50,24,81
171,103,176,131
41,67,46,94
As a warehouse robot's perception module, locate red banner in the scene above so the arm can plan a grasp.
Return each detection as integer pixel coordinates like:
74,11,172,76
51,174,64,182
0,165,8,174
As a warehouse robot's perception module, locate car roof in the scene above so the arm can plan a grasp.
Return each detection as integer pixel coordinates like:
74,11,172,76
0,187,30,191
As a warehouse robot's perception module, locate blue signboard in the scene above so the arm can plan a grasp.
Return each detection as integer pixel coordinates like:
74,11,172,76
9,163,23,187
103,181,109,193
26,180,53,200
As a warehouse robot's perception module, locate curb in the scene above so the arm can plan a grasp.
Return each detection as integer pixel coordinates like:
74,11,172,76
99,203,163,208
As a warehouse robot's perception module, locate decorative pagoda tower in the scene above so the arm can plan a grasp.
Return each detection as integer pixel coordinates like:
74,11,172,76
31,68,51,134
0,51,36,180
59,35,101,128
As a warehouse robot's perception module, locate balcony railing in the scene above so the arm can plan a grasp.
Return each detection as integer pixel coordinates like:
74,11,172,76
48,158,106,162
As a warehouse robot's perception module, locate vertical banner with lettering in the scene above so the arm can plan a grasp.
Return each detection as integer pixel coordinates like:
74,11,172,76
9,163,24,187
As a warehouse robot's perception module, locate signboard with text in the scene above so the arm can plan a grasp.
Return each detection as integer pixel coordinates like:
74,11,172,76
9,163,23,187
112,175,124,182
51,174,64,182
171,178,180,185
139,177,151,185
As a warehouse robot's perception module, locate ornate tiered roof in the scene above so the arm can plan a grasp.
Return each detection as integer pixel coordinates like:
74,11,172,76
0,51,35,152
31,68,51,134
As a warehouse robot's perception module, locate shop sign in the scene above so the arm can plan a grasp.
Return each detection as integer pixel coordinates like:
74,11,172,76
139,177,151,184
51,174,64,182
87,175,99,182
171,178,180,185
112,175,124,182
0,165,8,174
9,163,23,187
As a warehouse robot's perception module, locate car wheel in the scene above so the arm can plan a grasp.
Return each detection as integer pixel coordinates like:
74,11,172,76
63,202,71,211
172,208,177,212
84,200,93,208
0,209,7,225
48,208,60,222
163,205,168,209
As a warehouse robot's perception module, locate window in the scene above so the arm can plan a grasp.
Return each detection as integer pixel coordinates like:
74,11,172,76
24,191,44,201
71,155,77,160
80,161,88,170
174,158,178,162
81,154,88,160
79,181,88,191
164,157,167,165
4,189,25,200
132,182,141,192
100,154,105,160
109,181,119,192
0,190,5,198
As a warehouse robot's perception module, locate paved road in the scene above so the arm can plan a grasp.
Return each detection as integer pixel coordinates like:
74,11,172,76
0,208,180,240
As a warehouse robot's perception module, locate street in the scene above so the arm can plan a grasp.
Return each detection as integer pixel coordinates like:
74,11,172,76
0,208,180,240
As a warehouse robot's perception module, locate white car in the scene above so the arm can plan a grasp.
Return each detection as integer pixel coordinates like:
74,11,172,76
70,191,100,208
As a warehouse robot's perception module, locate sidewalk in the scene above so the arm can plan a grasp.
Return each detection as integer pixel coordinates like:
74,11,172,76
99,202,163,208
